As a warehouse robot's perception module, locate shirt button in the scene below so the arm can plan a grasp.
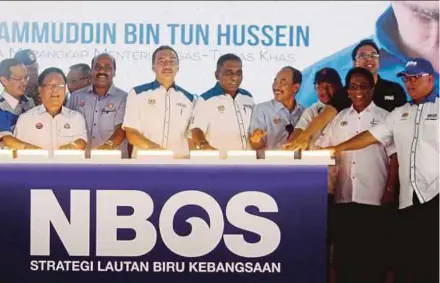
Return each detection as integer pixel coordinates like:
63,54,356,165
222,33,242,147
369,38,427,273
93,136,95,139
352,161,355,164
95,110,98,113
94,123,96,126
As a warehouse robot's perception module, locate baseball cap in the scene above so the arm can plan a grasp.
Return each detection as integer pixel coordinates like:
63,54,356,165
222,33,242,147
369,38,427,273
14,49,37,66
397,58,434,77
314,68,342,86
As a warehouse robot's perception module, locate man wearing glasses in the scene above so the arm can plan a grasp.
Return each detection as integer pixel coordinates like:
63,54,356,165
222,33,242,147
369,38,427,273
322,58,438,283
3,67,87,151
67,63,92,94
0,59,35,135
123,45,196,158
67,53,128,158
14,49,40,105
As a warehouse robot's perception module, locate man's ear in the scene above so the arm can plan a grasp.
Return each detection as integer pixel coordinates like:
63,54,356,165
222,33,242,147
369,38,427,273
215,71,219,80
0,76,7,87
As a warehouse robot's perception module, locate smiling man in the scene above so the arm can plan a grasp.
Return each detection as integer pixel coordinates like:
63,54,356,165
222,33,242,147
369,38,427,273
249,66,305,156
3,67,87,151
67,53,128,158
190,53,254,157
123,45,196,158
315,67,398,283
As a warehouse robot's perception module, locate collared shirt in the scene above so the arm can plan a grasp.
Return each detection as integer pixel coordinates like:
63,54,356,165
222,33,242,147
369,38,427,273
316,102,396,206
330,76,407,112
13,105,87,152
0,90,35,116
295,101,327,149
296,5,439,108
123,80,196,158
67,85,129,158
369,92,439,209
189,83,254,156
249,99,305,151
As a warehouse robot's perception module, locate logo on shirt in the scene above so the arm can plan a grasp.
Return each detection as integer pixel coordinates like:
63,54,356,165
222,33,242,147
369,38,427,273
35,122,43,129
217,105,225,112
148,98,156,105
401,112,409,120
176,102,187,108
107,103,114,109
273,117,281,125
340,121,348,126
79,101,85,107
370,118,380,126
64,123,70,129
426,113,438,120
384,95,394,101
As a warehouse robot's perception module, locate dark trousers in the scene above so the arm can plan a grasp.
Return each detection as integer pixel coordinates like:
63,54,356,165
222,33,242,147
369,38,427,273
333,203,387,283
395,194,439,283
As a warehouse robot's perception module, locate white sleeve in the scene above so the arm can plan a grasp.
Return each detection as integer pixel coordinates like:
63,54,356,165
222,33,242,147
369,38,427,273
122,89,141,131
314,120,335,148
295,107,315,130
73,112,88,142
188,98,210,133
369,109,397,147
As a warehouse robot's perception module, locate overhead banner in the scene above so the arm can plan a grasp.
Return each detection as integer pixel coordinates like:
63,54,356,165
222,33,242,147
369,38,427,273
0,163,328,283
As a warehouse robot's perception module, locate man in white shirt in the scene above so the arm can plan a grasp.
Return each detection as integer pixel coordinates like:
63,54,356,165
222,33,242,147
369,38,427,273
3,67,87,152
123,45,196,158
190,53,254,157
324,58,438,283
316,67,398,283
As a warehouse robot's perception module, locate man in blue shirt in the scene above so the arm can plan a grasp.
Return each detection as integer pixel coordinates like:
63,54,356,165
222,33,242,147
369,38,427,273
297,1,439,107
249,66,305,156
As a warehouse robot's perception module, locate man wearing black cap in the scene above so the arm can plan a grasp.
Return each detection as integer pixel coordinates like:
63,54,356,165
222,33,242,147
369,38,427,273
14,49,39,105
323,58,439,283
291,68,344,149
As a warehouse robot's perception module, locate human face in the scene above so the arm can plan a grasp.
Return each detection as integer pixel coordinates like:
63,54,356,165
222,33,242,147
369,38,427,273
354,45,380,75
92,55,115,88
216,60,243,95
401,73,434,103
39,72,66,112
347,74,374,111
153,49,179,82
67,69,91,93
0,64,28,98
25,62,39,94
315,82,337,104
272,68,298,104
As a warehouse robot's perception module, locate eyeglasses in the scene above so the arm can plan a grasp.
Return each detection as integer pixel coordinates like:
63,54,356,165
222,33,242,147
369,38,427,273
9,76,30,82
41,84,66,90
156,59,178,66
355,53,380,60
93,65,114,72
401,74,429,83
348,84,371,91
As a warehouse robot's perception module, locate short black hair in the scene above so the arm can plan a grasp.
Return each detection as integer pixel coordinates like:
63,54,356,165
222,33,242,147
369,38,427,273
38,67,67,86
216,53,242,73
152,45,179,65
0,58,24,80
91,53,116,71
345,67,375,88
69,63,92,77
283,66,302,84
351,39,380,61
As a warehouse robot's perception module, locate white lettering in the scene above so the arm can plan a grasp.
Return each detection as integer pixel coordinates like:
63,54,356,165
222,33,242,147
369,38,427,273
159,191,224,257
96,190,157,257
30,190,90,256
224,192,281,258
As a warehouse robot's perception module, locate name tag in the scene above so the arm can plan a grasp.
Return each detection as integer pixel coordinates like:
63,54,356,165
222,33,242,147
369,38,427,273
426,113,438,120
370,118,380,126
384,95,394,101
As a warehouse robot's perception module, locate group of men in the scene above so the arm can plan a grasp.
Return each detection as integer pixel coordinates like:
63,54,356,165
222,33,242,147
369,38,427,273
0,37,438,283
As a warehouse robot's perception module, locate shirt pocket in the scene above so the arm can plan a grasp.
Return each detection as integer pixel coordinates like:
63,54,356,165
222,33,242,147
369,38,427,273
57,128,75,147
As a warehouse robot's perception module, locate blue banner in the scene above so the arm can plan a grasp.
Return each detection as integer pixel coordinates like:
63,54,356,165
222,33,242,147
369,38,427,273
0,163,328,283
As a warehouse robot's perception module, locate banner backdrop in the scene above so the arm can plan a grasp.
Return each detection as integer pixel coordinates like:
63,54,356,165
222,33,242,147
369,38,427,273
0,1,392,105
0,164,328,283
